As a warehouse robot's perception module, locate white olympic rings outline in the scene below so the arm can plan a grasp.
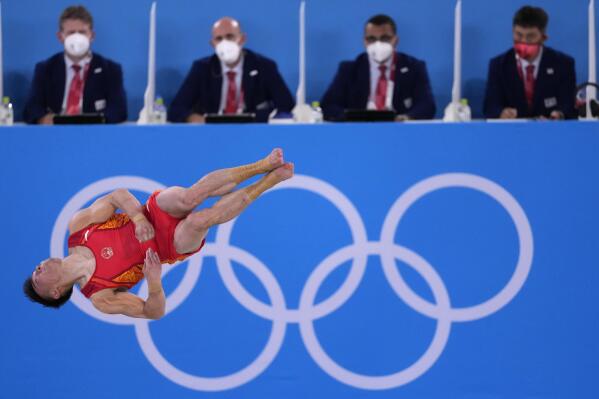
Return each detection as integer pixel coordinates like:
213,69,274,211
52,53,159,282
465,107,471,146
51,173,533,391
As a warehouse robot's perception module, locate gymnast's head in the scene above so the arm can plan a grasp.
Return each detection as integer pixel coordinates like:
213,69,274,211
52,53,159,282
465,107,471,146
24,258,73,308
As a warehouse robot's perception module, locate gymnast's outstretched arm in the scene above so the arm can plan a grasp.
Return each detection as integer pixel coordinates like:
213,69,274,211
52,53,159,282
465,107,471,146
68,188,154,242
91,248,165,319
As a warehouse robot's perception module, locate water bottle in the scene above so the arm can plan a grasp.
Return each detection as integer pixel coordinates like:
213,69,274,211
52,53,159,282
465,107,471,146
457,98,472,121
0,96,14,126
311,101,323,123
152,97,167,124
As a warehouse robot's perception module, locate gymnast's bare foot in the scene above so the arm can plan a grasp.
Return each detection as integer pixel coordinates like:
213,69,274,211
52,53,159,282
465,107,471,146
245,162,294,201
264,148,284,171
270,162,294,183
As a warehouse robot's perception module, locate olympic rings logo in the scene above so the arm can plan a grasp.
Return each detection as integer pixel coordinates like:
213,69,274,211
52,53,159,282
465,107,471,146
51,173,534,391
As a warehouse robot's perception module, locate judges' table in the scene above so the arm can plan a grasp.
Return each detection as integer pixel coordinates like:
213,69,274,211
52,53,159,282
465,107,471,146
2,121,598,398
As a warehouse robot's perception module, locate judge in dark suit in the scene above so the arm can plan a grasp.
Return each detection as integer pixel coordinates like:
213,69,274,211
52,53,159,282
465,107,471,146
23,5,127,124
321,14,436,121
168,17,294,123
483,6,576,120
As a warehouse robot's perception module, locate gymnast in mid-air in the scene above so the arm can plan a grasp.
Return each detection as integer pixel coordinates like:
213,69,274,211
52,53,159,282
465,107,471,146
24,148,293,319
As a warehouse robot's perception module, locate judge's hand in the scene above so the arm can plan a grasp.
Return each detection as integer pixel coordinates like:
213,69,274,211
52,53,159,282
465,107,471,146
500,108,518,119
187,113,206,124
38,113,55,125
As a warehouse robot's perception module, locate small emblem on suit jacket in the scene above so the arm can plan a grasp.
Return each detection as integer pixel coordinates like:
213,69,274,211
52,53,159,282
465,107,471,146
544,97,557,108
95,99,107,111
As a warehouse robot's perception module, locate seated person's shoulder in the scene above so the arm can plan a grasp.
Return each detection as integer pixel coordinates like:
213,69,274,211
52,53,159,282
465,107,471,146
545,47,575,65
185,55,216,75
245,49,279,69
33,52,65,70
334,54,365,73
487,49,515,68
490,52,505,63
396,52,427,68
92,53,124,71
396,52,419,63
195,54,215,67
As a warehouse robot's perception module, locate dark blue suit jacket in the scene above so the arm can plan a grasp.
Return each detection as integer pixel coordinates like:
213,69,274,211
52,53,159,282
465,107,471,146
168,49,294,123
321,52,436,120
483,47,576,119
23,52,127,124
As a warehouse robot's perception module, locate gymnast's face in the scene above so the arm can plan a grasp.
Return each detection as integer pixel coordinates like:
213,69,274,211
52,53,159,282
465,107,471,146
31,258,63,299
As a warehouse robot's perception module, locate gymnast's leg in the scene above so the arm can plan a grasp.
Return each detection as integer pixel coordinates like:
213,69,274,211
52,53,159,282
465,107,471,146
173,163,294,254
156,148,284,218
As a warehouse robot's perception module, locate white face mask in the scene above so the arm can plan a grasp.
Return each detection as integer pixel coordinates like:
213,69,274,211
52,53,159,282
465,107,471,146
64,33,90,58
215,40,242,65
367,41,393,64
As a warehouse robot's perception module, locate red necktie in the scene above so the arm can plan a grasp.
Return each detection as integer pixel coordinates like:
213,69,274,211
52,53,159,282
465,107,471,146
524,64,535,110
66,64,83,115
224,71,237,114
375,65,388,110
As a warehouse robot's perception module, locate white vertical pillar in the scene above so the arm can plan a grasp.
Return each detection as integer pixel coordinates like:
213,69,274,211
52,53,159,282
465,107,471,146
296,1,306,106
451,0,462,104
0,2,4,100
587,0,597,119
138,2,156,124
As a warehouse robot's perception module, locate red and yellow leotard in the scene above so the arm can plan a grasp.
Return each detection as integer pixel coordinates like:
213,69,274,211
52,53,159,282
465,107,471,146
68,191,205,298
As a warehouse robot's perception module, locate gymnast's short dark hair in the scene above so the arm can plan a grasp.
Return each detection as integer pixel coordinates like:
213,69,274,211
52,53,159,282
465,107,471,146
513,6,549,32
23,276,73,309
366,14,397,35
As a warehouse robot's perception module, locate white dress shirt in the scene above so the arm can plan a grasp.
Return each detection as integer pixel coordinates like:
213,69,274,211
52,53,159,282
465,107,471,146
61,53,92,114
219,56,244,114
516,46,543,80
368,55,393,109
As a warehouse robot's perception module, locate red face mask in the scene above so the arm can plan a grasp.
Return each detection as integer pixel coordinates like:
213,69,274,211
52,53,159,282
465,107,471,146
514,42,541,60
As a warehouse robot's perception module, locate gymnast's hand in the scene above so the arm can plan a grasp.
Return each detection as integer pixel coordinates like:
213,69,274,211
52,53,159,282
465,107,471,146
143,248,162,283
133,214,155,242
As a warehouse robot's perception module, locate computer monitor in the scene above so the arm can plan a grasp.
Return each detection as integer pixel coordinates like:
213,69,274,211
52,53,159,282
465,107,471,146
344,109,396,122
205,113,256,124
53,113,106,124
